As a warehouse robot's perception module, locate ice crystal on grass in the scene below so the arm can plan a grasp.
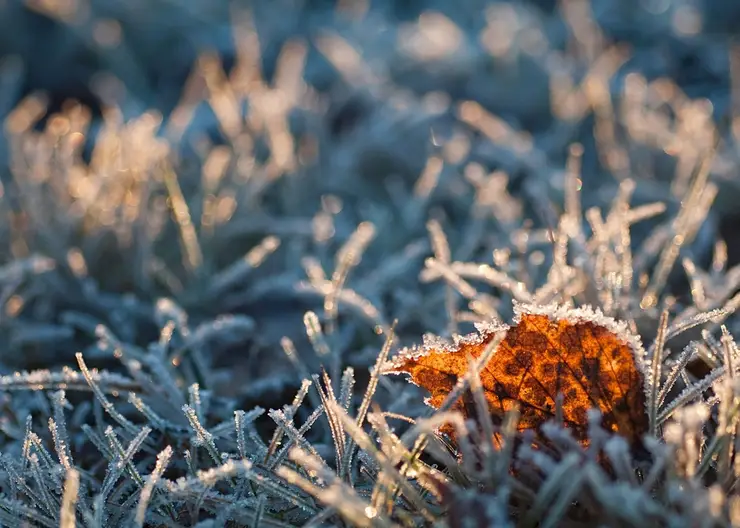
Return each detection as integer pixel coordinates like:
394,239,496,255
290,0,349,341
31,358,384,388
1,1,740,527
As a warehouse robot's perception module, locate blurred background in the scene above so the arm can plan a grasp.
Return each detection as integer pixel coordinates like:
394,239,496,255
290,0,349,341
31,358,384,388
3,0,739,218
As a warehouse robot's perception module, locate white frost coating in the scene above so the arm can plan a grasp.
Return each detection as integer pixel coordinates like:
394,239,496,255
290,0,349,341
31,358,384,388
421,332,452,352
380,319,509,374
166,459,252,492
382,301,649,417
0,367,139,392
473,319,509,336
512,301,648,369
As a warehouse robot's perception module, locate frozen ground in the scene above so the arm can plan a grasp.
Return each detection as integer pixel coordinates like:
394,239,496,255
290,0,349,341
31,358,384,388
0,1,739,526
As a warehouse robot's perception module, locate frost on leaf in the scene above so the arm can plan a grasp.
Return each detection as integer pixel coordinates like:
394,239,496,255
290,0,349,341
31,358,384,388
383,302,649,447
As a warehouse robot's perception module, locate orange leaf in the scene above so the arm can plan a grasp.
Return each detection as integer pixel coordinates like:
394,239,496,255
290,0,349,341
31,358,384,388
384,303,649,447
